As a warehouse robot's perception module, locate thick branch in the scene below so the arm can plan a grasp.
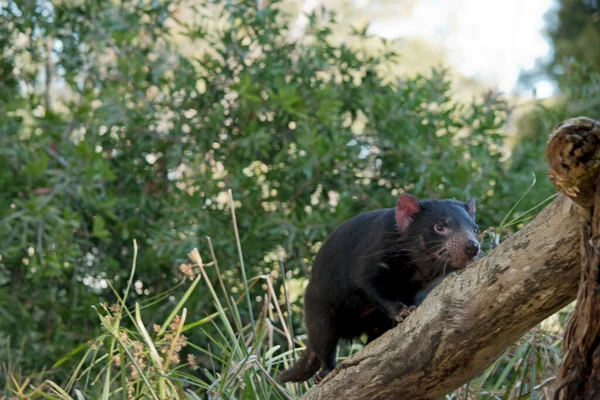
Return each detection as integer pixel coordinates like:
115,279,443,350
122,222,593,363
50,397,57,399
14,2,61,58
300,194,583,400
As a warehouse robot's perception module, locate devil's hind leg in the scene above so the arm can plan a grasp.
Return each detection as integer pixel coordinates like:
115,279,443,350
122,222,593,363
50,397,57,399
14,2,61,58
304,293,338,383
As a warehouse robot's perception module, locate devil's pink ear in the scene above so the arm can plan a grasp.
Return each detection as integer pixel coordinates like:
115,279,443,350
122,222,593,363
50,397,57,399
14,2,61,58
396,194,420,231
466,198,476,217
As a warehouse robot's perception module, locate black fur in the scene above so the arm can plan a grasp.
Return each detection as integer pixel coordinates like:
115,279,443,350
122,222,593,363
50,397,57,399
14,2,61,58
276,195,479,384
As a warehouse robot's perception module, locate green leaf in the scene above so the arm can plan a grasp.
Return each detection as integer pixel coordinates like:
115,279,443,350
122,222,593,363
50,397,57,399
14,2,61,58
92,216,111,241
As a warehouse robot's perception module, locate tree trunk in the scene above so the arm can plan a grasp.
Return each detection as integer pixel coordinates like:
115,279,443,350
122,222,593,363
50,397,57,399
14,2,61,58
549,117,600,400
300,194,583,400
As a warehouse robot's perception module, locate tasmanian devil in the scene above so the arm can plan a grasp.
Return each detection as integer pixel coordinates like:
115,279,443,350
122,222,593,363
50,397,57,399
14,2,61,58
276,193,481,384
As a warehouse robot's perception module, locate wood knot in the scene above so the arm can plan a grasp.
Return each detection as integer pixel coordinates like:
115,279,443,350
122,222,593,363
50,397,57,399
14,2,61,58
546,116,600,208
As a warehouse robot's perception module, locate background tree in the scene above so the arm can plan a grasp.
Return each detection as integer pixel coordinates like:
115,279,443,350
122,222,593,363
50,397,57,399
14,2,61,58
547,0,600,89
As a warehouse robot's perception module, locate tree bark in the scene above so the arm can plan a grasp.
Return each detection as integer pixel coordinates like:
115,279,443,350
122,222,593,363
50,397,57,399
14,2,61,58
547,117,600,208
549,117,600,400
300,194,583,400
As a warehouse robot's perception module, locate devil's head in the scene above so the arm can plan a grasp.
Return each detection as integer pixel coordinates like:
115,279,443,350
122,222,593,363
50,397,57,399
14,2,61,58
395,193,480,271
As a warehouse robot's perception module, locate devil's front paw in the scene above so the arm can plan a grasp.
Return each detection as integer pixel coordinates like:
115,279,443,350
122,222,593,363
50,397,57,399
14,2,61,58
394,305,417,323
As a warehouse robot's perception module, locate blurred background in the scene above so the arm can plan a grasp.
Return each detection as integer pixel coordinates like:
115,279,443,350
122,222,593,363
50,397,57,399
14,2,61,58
1,0,599,398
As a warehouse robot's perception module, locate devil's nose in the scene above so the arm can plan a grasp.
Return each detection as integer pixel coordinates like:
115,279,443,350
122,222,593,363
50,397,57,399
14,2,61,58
465,240,480,258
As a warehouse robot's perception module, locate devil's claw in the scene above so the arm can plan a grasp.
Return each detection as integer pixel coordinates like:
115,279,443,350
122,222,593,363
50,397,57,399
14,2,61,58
394,305,417,322
314,369,332,384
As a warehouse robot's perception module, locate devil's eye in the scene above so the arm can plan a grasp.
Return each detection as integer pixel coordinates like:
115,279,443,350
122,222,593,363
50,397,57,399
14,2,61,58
434,224,445,232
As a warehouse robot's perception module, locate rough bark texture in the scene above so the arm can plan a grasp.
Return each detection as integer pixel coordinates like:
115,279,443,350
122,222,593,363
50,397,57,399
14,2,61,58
549,117,600,400
547,117,600,208
300,194,583,400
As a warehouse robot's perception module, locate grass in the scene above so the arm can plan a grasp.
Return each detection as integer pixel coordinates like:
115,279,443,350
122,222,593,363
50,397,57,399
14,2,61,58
1,188,571,400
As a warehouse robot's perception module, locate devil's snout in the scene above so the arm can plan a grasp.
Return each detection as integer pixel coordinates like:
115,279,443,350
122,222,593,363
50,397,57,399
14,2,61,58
465,240,480,258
